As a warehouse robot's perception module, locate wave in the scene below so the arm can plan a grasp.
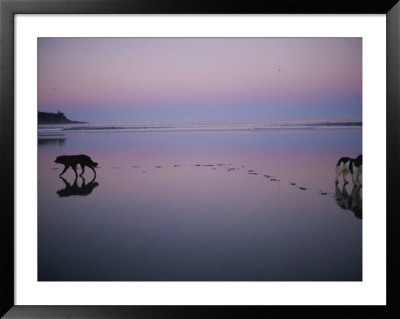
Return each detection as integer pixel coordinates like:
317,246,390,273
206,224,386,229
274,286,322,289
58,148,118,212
283,121,362,127
38,120,362,134
62,126,171,131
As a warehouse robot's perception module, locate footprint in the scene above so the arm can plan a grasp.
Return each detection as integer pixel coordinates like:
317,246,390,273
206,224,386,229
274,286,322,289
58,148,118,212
289,182,296,186
319,191,328,195
248,172,258,175
174,165,181,167
195,164,201,167
132,165,140,168
270,178,280,181
298,187,307,190
154,166,162,168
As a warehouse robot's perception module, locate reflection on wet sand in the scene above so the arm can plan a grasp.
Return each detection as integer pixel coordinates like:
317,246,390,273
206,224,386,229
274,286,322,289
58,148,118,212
38,129,362,281
334,183,362,219
57,175,99,197
38,137,66,146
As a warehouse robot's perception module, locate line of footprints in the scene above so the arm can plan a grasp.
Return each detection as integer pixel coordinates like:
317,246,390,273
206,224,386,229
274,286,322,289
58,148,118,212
54,162,331,196
128,163,330,196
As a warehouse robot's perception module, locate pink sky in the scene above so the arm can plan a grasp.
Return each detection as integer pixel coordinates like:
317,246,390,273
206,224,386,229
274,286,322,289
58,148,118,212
38,38,362,123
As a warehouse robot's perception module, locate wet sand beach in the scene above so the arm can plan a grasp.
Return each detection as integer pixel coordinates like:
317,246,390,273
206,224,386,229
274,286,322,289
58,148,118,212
38,126,362,281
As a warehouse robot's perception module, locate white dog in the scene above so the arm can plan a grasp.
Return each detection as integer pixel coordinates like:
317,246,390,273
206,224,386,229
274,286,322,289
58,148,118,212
335,154,362,186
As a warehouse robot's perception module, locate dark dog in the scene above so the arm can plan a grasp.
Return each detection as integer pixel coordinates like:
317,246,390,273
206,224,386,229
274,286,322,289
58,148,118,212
55,154,98,177
335,154,362,186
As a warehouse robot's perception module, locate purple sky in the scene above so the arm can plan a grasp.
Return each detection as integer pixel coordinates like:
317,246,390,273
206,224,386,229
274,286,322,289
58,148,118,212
38,38,362,123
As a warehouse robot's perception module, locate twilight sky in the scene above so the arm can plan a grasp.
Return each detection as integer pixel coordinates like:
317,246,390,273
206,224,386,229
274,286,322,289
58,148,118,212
38,38,362,123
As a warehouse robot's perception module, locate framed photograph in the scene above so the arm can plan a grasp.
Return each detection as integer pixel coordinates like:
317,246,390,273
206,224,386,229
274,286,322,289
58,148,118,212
1,0,399,318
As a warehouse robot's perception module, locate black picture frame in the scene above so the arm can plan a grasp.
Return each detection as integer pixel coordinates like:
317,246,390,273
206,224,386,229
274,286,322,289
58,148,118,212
1,1,399,318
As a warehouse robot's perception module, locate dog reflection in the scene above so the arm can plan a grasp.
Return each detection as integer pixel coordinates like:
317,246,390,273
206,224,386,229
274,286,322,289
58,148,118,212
335,183,362,219
57,175,99,197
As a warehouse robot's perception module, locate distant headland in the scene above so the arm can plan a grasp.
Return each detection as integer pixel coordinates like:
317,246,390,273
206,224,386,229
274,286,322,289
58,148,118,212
38,111,87,124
